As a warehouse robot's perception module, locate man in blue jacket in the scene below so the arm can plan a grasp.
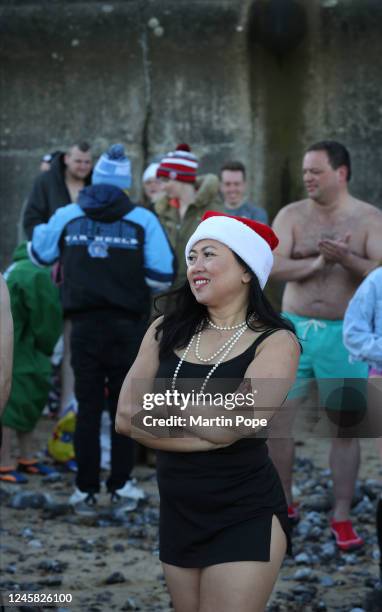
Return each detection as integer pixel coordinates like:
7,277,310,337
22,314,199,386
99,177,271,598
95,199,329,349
30,144,175,514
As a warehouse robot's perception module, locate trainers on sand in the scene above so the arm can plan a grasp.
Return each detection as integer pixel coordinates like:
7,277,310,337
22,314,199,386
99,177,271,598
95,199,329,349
114,479,145,501
288,503,300,525
110,492,137,514
330,519,364,551
69,487,98,516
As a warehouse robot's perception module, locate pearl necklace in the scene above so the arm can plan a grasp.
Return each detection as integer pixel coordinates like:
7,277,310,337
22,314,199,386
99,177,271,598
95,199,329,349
172,325,247,394
195,326,246,362
207,319,246,331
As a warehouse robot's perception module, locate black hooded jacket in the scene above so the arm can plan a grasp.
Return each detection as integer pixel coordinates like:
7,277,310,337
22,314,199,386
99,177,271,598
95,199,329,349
23,154,91,239
30,184,175,318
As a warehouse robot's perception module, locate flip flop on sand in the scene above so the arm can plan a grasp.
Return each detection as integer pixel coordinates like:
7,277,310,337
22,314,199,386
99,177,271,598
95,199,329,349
0,466,28,484
17,459,57,476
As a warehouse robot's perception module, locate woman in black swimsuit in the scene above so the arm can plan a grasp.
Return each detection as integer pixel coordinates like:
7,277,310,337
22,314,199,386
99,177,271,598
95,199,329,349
116,211,300,612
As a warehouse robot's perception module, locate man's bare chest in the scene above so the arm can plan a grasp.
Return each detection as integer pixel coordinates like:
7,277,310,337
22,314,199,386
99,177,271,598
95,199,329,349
66,181,84,204
292,215,365,259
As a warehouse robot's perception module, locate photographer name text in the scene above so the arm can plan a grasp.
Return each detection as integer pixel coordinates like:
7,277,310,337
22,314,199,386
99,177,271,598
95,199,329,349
142,415,268,429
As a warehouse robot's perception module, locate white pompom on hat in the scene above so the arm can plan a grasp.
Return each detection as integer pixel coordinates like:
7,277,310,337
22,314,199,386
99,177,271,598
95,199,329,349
185,211,278,289
142,162,160,183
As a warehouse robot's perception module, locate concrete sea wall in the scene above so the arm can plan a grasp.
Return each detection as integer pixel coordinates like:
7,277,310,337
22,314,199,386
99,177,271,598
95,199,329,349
1,0,381,267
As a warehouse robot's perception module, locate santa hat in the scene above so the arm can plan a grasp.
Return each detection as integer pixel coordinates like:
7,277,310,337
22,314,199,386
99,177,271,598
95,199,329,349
185,211,278,289
157,144,198,183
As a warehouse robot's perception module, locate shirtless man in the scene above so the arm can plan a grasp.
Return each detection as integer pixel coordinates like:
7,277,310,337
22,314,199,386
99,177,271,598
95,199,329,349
269,140,382,551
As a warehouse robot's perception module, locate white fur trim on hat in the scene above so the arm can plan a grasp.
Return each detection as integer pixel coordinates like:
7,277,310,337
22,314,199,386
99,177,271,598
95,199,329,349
142,163,159,183
185,216,274,289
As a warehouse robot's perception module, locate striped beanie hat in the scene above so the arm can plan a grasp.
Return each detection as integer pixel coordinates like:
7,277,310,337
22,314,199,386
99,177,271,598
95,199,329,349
157,144,198,183
92,143,132,190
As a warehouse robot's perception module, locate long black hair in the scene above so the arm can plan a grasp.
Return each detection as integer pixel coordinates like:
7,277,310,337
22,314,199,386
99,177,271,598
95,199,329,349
154,253,295,359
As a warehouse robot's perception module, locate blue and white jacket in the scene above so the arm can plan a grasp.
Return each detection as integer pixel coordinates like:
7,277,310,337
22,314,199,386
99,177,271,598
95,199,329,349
29,184,175,318
343,267,382,369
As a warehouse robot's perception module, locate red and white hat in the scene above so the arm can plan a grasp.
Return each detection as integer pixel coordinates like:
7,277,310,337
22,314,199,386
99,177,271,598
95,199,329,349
157,144,198,183
185,211,278,289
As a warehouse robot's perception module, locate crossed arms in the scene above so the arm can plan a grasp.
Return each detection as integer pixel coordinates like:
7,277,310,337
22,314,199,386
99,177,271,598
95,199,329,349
115,319,299,451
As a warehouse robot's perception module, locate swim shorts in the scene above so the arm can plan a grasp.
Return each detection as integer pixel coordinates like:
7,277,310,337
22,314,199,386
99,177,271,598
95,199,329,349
284,312,368,413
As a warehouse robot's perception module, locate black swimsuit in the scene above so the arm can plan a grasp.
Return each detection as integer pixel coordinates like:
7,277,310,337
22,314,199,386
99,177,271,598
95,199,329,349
155,330,291,567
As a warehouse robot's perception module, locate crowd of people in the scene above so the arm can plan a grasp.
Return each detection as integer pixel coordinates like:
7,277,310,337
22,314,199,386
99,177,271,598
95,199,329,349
1,138,382,610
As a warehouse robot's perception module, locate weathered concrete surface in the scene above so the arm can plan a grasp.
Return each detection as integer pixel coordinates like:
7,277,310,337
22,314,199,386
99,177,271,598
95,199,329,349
1,0,382,268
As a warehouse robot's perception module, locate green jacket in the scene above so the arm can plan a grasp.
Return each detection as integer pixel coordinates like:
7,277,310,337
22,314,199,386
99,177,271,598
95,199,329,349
2,242,62,432
155,174,224,286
